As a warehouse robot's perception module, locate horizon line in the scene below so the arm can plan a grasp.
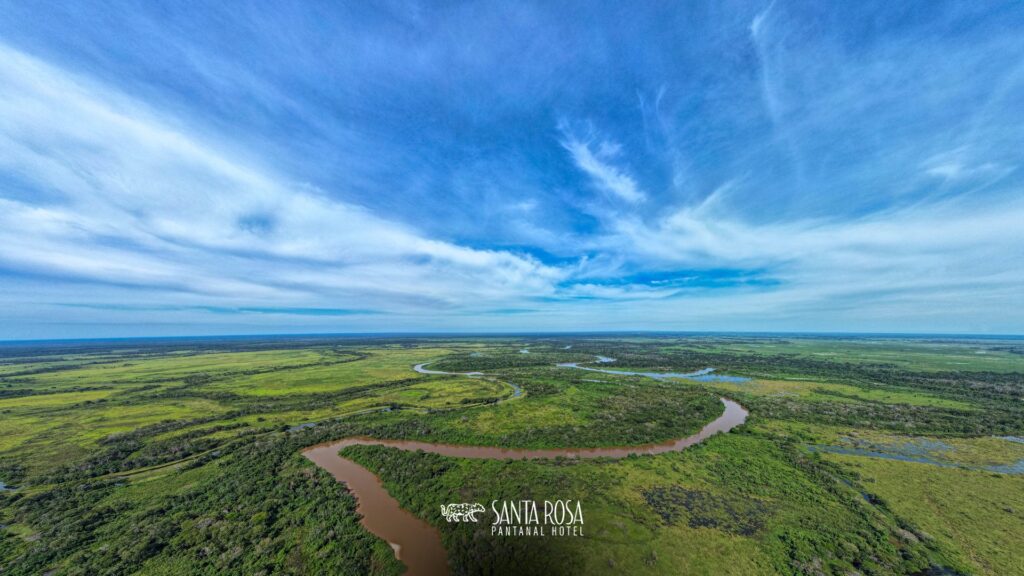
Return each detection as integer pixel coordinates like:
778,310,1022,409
2,329,1022,345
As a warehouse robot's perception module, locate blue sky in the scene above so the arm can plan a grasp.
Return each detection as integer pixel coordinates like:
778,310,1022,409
1,1,1022,338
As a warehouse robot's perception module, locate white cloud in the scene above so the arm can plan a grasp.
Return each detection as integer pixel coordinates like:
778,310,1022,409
560,130,646,203
553,117,1024,332
589,187,1024,328
0,44,566,313
2,27,1023,336
921,147,1011,183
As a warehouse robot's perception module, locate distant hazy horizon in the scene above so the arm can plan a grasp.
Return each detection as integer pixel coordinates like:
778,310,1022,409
2,330,1023,345
1,1,1022,338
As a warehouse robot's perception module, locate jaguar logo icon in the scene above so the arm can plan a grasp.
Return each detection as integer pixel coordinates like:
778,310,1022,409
440,502,486,522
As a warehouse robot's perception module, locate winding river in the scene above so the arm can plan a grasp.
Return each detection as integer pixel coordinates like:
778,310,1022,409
303,357,749,576
556,361,751,383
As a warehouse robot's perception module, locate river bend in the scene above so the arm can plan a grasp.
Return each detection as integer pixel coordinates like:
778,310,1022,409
303,357,749,576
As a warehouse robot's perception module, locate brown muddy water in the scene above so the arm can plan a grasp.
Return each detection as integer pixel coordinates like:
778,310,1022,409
302,397,748,575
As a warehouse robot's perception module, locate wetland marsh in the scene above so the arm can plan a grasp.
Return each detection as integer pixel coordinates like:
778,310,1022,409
1,335,1022,575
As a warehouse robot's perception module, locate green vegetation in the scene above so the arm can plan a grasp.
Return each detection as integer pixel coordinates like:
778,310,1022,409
1,424,401,575
342,429,947,575
820,453,1024,575
357,367,723,448
2,335,1023,574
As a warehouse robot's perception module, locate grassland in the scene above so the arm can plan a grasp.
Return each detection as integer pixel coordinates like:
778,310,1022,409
664,336,1024,373
2,335,1023,575
822,454,1024,575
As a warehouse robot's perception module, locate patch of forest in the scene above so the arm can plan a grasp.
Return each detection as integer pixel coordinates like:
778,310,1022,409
1,420,401,576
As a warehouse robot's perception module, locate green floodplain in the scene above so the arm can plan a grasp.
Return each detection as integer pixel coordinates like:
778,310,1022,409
1,334,1023,575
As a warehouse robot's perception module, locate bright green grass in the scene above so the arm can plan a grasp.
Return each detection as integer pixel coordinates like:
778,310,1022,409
452,384,587,435
0,389,116,410
2,337,1020,576
203,347,457,395
0,398,231,476
824,452,1024,575
705,378,975,410
345,428,938,575
0,346,509,477
6,349,328,391
666,338,1024,373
